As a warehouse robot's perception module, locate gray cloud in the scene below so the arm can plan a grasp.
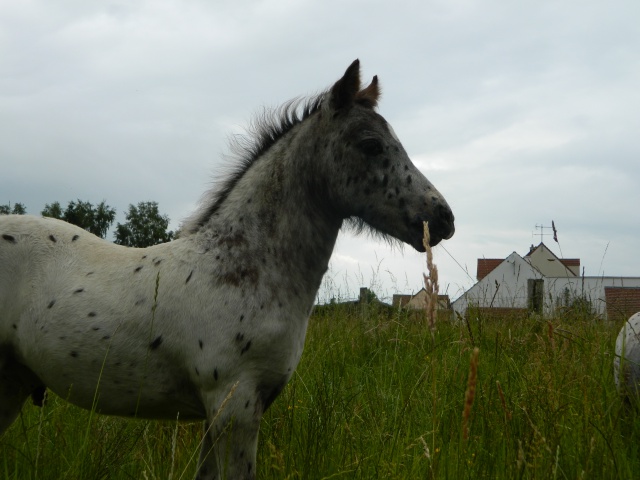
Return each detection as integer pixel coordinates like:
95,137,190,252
1,0,638,302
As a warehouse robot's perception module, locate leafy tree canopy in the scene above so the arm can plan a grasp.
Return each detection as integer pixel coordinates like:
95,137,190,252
115,201,174,248
0,202,27,215
42,200,116,239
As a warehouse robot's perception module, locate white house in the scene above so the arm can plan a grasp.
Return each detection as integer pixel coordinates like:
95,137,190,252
452,243,640,320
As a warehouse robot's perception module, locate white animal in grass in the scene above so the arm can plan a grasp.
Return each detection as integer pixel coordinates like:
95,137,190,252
614,312,640,400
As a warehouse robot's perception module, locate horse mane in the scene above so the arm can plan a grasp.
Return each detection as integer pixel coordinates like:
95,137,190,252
181,77,381,236
181,92,327,234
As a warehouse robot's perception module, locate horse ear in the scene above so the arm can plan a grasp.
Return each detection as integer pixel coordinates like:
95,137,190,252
356,75,380,108
329,59,361,110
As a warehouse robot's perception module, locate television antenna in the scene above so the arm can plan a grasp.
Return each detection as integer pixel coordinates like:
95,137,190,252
533,223,552,243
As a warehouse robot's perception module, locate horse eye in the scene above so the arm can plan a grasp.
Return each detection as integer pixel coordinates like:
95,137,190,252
359,139,383,156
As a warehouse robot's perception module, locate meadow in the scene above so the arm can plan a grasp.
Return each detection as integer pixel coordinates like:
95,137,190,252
2,303,639,479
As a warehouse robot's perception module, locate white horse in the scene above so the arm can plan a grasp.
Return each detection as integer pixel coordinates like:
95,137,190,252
614,312,640,401
0,60,455,479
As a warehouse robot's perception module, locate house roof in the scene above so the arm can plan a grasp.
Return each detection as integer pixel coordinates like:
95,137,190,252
476,243,580,281
477,259,504,280
525,242,580,274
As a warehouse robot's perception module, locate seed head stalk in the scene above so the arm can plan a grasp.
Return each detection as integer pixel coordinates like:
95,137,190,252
422,222,439,333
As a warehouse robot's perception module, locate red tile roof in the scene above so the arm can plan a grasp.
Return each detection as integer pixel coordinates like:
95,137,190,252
477,259,503,280
605,287,640,321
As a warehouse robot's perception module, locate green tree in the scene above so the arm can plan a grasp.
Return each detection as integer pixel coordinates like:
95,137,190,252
114,201,174,248
42,199,116,239
41,201,63,219
0,202,27,215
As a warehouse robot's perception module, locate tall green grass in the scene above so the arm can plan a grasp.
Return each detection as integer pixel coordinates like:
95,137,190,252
2,306,639,479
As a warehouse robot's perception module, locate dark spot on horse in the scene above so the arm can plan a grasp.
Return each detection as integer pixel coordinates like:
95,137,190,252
142,255,147,259
186,270,194,283
214,369,219,381
239,314,244,322
70,351,78,358
134,266,143,273
387,192,393,200
215,255,220,260
279,302,283,308
239,450,245,458
245,400,250,409
154,259,162,266
74,288,84,294
240,340,252,355
102,335,110,340
195,367,200,376
88,312,97,317
47,300,55,309
382,175,389,187
346,176,352,186
260,304,264,310
219,268,259,287
399,198,406,208
72,235,79,241
59,336,66,340
2,234,16,243
115,361,122,367
247,462,252,474
135,298,145,306
382,158,390,169
247,198,252,204
236,333,244,342
92,326,100,331
12,324,17,330
406,175,412,185
404,165,409,171
199,339,203,349
48,235,56,242
86,272,94,276
149,336,163,350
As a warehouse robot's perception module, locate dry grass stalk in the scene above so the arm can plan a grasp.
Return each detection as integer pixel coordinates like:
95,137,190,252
422,221,439,331
496,380,512,421
462,347,480,441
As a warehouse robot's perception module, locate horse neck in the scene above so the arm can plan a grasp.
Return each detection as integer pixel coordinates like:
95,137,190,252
193,128,341,300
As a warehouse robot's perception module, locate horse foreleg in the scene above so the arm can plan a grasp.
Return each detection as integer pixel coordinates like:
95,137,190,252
195,390,261,480
0,353,44,436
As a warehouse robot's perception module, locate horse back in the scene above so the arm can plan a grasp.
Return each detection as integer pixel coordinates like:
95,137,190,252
0,215,126,338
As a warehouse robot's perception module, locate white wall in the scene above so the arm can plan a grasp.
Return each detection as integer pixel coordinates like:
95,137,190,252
452,252,543,315
543,276,640,318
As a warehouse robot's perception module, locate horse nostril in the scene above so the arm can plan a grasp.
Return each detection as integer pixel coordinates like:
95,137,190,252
436,203,455,238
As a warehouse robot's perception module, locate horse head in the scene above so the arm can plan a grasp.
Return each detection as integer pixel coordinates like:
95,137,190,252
315,60,455,250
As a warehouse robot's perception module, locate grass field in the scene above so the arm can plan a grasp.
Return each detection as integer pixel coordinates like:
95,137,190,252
2,303,639,479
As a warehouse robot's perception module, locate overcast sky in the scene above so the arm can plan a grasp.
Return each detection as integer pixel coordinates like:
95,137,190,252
2,0,639,303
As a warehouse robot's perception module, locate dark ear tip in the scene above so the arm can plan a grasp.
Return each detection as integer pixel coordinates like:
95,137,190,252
346,59,360,74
